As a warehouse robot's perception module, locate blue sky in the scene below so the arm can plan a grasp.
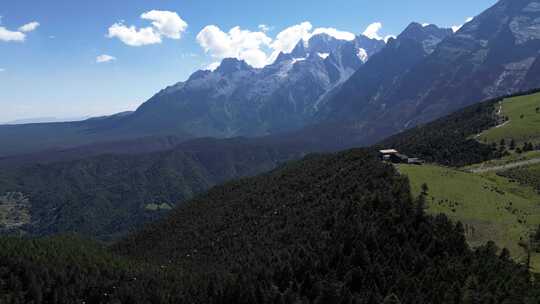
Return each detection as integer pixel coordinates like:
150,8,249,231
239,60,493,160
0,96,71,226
0,0,497,122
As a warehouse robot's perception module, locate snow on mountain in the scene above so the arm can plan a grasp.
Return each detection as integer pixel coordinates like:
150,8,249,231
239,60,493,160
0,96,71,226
133,33,385,138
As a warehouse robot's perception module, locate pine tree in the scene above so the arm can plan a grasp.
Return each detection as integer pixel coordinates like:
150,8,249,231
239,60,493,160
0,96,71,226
510,139,516,150
421,183,429,196
461,276,480,304
382,293,402,304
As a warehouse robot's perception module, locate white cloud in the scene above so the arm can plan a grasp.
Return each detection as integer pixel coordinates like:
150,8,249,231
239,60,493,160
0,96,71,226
384,35,396,43
141,10,187,39
18,21,40,33
0,27,25,42
270,22,313,54
108,23,161,46
197,25,272,68
96,54,116,63
362,22,395,42
452,17,474,33
258,24,272,32
0,20,39,42
197,21,363,68
108,10,187,46
0,68,5,72
363,22,383,40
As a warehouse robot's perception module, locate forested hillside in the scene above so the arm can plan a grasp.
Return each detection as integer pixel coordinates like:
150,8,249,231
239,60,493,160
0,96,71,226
1,150,539,303
379,90,540,166
0,138,304,240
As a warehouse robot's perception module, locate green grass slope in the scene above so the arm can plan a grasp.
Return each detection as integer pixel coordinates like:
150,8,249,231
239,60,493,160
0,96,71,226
480,92,540,146
398,164,540,270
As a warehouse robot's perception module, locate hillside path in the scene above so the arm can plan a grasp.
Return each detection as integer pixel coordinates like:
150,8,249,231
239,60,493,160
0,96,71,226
469,158,540,173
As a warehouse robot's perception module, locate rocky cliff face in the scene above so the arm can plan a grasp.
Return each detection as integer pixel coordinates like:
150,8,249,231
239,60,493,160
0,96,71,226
127,34,385,138
315,23,453,126
319,0,540,142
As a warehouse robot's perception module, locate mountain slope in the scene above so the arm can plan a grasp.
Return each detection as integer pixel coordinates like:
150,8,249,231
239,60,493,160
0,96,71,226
113,149,538,303
2,151,539,303
321,0,540,143
317,23,453,125
128,33,384,138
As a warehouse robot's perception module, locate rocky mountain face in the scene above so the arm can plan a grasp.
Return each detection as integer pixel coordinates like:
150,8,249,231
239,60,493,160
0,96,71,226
0,34,383,157
319,0,540,142
126,34,385,138
315,23,453,125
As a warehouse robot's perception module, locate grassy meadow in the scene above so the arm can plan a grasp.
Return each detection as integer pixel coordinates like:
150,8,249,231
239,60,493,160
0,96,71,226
480,92,540,146
398,164,540,271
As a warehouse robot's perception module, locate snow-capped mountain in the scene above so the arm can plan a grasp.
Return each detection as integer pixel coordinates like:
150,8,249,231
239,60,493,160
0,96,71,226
128,33,385,137
318,0,540,143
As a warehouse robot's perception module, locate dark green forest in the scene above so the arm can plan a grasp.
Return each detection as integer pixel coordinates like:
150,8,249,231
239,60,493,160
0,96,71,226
2,150,538,303
0,138,303,240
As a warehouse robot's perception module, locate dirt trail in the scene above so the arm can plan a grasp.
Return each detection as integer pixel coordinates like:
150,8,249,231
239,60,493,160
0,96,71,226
470,158,540,173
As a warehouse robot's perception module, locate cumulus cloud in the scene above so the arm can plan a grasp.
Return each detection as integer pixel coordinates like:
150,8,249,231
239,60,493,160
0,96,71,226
452,17,474,33
141,10,187,39
0,27,25,42
197,21,366,68
258,24,272,32
0,20,39,42
96,54,116,63
108,23,161,46
197,25,272,68
362,22,395,42
108,10,187,46
362,22,383,40
18,21,40,32
270,22,312,55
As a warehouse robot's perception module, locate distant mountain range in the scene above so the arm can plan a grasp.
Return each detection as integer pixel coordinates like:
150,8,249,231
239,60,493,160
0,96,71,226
1,0,540,157
2,116,91,125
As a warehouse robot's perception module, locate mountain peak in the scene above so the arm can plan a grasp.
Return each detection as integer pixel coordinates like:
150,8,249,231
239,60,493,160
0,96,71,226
400,22,452,40
274,52,294,64
216,58,252,74
397,22,453,54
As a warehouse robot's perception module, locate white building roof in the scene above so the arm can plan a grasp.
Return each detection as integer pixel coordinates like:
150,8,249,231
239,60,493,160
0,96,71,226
379,149,398,154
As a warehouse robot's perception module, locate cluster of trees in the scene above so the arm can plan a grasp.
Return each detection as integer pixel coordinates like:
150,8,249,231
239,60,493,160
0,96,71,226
379,97,501,167
1,150,539,303
517,142,537,154
498,164,540,193
497,139,538,154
